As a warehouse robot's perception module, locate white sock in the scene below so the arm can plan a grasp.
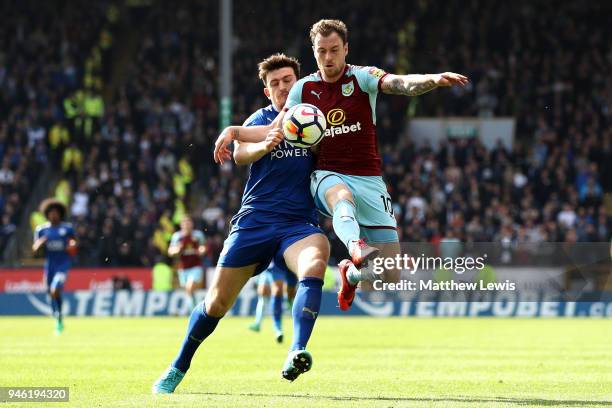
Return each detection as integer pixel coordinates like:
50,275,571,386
346,262,362,285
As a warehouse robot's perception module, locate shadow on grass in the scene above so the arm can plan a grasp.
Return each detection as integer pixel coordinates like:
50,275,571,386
183,392,611,406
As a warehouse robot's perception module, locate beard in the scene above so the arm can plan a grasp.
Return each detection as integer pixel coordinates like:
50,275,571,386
322,63,343,79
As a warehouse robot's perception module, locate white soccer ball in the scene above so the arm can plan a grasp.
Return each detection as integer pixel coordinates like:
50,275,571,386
282,103,327,148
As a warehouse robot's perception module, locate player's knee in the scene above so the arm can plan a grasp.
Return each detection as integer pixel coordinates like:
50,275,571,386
205,299,230,317
378,244,401,283
287,287,297,300
260,285,271,297
380,268,400,283
335,188,354,204
325,184,354,209
301,258,326,280
272,282,283,297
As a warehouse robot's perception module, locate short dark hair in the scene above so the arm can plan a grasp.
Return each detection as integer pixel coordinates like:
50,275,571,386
257,53,301,85
310,19,348,45
40,198,67,220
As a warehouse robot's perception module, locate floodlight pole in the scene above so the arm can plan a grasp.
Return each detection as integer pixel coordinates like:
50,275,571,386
219,0,232,130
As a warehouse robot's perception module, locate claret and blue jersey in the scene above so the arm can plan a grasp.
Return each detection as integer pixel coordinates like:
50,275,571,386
285,64,399,242
285,64,388,176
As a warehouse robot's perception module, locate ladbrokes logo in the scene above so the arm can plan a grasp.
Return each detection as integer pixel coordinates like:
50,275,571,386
325,108,362,137
326,108,346,125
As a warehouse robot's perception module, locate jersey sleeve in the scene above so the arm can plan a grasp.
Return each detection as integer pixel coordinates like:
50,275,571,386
67,224,75,239
170,232,181,247
34,226,45,242
285,79,305,110
194,230,206,245
242,110,265,127
353,66,388,94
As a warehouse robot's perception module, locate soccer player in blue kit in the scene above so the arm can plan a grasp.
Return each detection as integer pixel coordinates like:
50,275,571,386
32,198,77,335
248,260,297,344
153,54,330,393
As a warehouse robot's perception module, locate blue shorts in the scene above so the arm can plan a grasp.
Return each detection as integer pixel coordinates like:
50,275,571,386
44,261,71,291
310,170,399,243
217,221,322,275
178,266,204,286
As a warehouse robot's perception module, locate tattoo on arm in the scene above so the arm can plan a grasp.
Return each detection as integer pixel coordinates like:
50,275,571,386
231,128,240,140
382,75,437,96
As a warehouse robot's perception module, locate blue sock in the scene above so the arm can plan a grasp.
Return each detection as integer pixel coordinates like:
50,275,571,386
55,294,63,321
272,294,283,333
172,303,221,373
332,199,360,250
48,293,57,317
290,277,323,351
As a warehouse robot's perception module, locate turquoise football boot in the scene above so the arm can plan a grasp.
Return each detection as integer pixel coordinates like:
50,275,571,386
152,366,185,394
54,318,64,336
248,322,261,332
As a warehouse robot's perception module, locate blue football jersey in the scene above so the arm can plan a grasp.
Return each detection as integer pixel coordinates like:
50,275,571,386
232,104,317,227
34,222,75,266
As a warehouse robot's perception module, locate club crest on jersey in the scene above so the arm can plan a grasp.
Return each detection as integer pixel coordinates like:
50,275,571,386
59,228,66,236
368,67,386,79
341,81,354,97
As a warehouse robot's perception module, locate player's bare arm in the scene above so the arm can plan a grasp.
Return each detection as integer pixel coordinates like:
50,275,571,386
214,110,287,164
214,126,266,164
233,128,284,165
32,236,47,252
168,243,182,257
380,72,468,96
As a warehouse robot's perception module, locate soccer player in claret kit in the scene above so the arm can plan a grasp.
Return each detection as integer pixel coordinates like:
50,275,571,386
153,54,330,393
168,215,206,310
32,198,77,335
214,19,468,311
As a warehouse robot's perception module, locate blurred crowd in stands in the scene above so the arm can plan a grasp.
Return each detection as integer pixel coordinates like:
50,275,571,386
0,1,110,257
0,0,609,267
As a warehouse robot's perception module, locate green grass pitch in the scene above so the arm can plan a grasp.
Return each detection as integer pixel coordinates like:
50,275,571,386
1,317,611,407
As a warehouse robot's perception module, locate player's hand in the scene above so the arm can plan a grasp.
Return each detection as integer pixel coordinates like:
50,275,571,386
214,127,235,164
433,72,469,87
271,109,287,129
263,128,284,153
67,238,78,257
176,242,186,254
